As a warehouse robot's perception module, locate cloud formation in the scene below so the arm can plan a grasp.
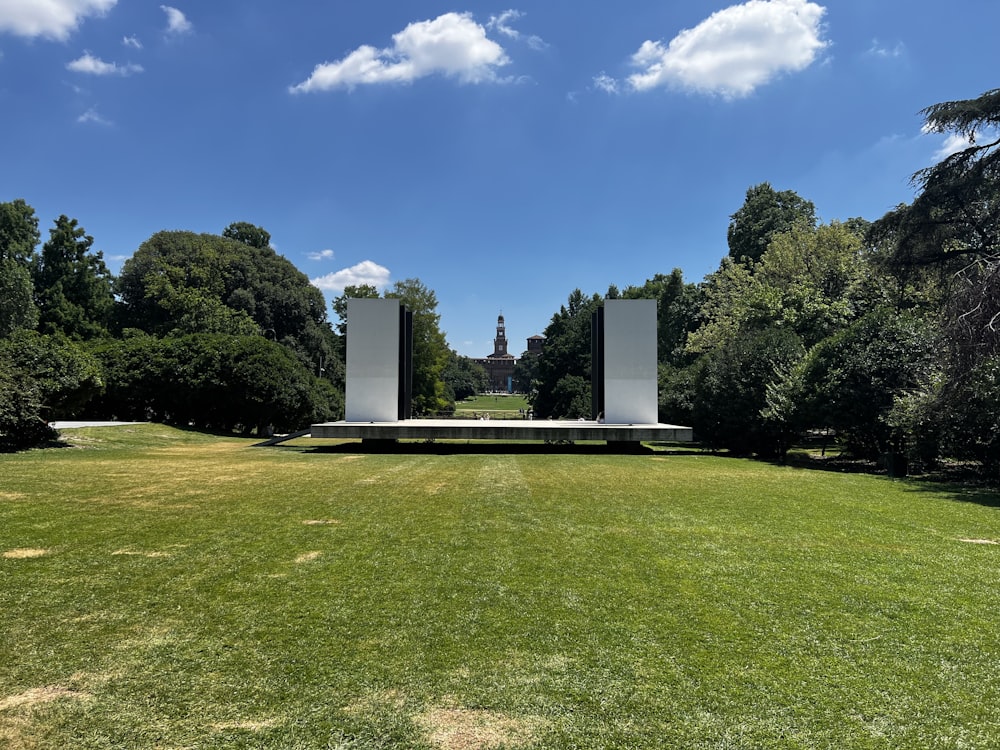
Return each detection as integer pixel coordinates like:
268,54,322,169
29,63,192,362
67,52,142,76
311,260,391,293
487,9,546,51
290,12,509,93
308,249,336,261
0,0,116,41
77,107,112,125
627,0,828,98
122,34,142,49
161,5,192,35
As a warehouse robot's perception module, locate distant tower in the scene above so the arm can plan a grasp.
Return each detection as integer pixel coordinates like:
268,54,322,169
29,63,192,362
491,314,508,357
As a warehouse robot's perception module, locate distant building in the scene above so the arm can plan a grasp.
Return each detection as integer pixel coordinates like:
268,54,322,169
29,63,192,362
471,314,545,393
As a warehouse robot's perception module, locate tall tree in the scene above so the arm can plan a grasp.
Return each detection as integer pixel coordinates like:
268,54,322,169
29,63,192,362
727,183,816,264
531,289,602,419
0,199,41,337
385,278,451,415
31,215,114,340
0,198,41,264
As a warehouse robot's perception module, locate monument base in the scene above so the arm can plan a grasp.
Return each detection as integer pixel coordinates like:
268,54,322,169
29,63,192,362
310,418,692,444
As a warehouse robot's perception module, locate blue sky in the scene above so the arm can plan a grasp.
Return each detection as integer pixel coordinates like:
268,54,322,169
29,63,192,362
1,0,997,357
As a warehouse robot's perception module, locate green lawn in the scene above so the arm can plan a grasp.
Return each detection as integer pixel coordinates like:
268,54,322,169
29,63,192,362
2,425,999,749
454,394,531,420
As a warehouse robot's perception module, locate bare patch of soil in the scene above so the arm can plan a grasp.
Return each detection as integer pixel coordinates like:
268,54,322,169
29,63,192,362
294,551,322,563
302,519,341,526
958,538,999,545
414,706,547,750
2,549,49,559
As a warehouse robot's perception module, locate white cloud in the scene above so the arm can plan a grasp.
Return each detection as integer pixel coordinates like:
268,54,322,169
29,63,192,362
867,39,904,58
77,107,112,125
627,0,828,98
0,0,116,41
308,249,336,261
487,9,546,51
592,72,619,95
122,34,142,49
160,5,191,35
290,12,509,93
67,52,142,76
311,260,391,292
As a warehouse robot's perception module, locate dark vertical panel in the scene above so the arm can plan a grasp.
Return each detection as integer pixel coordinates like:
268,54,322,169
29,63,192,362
591,306,605,420
398,307,413,420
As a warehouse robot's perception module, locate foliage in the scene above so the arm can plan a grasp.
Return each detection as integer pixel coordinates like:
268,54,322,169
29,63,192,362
0,198,40,264
0,331,104,449
691,325,804,457
441,350,489,402
385,278,452,415
727,182,816,264
691,221,871,354
222,221,271,249
88,333,338,434
0,257,38,336
531,289,602,418
0,365,54,450
31,215,114,340
117,229,333,349
792,310,937,460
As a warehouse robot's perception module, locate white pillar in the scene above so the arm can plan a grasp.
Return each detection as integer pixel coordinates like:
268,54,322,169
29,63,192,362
345,298,400,422
603,299,657,424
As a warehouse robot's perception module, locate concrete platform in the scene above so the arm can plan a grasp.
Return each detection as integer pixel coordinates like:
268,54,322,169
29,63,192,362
311,418,693,443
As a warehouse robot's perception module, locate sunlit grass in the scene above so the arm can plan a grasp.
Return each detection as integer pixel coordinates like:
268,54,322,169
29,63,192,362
1,425,999,748
454,394,530,419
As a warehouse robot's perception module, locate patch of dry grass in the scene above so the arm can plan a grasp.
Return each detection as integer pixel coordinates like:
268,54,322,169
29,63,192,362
2,548,49,559
414,705,549,750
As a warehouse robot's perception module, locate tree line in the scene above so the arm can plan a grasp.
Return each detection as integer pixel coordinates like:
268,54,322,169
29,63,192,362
3,86,997,475
521,87,1000,476
0,217,347,447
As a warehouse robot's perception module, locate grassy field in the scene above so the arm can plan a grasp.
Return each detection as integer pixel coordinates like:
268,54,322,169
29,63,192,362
2,425,999,749
454,395,530,419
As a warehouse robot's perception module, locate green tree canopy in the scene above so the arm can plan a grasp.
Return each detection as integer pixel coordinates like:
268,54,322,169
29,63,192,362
116,230,336,372
727,182,816,264
31,215,114,340
386,278,451,415
0,198,40,265
531,289,602,419
223,222,271,250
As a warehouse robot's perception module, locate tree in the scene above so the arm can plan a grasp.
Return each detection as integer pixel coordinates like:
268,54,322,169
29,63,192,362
727,183,816,264
31,215,114,340
223,221,271,249
385,279,452,415
0,258,38,336
442,351,489,402
691,325,804,457
89,334,339,434
117,230,337,372
531,289,602,418
0,199,42,336
0,331,104,448
792,311,937,460
0,198,40,265
869,88,1000,471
